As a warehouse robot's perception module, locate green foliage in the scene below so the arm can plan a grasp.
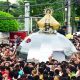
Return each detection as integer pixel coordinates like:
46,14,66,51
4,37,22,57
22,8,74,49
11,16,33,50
0,11,19,32
76,6,80,16
17,0,64,19
0,1,10,12
72,0,80,16
29,0,64,24
70,0,80,31
10,6,24,17
0,1,23,17
0,0,65,31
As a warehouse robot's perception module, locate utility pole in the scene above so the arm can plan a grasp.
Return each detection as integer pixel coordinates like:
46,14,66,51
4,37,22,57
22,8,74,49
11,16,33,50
24,1,30,35
7,0,9,13
67,0,72,34
64,0,67,26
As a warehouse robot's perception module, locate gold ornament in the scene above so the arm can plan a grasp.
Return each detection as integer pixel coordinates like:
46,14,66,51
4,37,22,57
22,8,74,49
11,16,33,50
37,8,60,31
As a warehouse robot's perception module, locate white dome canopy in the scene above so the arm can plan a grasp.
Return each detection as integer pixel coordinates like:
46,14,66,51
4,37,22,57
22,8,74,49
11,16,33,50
19,32,77,62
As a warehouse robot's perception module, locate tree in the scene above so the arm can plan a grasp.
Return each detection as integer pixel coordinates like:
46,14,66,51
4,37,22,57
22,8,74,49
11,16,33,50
17,0,64,17
3,0,64,30
75,6,80,16
0,1,10,12
71,0,80,31
0,11,19,32
0,1,21,17
11,0,65,31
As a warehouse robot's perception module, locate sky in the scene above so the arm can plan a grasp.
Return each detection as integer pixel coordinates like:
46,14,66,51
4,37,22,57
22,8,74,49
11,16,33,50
9,0,17,3
0,0,17,3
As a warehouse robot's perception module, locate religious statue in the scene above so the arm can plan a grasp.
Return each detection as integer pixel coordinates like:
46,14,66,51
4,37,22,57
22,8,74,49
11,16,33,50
37,8,60,33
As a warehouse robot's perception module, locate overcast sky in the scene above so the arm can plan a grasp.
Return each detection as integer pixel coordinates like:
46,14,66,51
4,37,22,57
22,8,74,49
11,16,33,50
0,0,17,3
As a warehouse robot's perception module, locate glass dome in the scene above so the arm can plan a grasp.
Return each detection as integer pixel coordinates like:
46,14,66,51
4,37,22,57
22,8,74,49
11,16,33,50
19,32,77,62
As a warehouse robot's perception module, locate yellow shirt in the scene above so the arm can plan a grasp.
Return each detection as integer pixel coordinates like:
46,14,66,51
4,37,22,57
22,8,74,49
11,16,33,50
39,74,43,80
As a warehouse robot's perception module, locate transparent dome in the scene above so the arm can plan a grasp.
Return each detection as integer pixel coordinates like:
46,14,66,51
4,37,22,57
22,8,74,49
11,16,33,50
20,32,77,62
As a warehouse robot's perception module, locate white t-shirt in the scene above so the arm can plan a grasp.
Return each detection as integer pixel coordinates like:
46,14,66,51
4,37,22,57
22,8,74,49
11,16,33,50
76,70,80,77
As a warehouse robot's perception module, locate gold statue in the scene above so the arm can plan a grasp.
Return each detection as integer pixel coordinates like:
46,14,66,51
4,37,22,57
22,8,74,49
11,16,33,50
37,8,60,32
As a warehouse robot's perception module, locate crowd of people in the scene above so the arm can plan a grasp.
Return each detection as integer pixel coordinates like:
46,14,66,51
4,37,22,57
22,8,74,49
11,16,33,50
71,33,80,51
0,31,80,80
0,42,80,80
